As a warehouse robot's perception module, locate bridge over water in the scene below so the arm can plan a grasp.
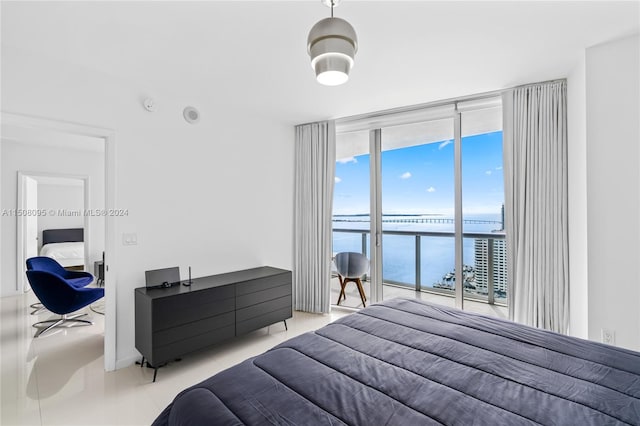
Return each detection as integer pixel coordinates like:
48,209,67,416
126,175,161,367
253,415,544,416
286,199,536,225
333,217,502,225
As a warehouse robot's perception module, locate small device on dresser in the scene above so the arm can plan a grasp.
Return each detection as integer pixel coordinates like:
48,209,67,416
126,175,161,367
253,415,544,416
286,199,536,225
145,267,180,289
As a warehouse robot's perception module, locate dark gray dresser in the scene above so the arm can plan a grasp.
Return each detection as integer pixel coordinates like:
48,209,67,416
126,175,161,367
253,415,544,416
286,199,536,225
135,266,292,381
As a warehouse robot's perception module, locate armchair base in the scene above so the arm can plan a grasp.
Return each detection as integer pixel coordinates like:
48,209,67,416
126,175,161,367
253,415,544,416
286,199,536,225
30,302,46,315
33,313,93,338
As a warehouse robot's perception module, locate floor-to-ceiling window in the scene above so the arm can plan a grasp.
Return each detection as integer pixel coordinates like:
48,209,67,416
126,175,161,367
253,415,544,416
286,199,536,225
332,129,371,307
332,97,505,313
460,105,505,305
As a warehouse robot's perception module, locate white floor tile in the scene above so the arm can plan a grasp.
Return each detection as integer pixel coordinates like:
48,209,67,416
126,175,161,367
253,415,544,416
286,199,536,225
0,293,345,425
330,276,508,318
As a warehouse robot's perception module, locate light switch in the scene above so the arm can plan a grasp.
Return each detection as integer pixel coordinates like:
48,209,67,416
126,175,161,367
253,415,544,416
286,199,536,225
123,233,138,245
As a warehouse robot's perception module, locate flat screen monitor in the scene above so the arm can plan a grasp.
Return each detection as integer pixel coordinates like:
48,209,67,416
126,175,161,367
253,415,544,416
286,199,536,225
145,266,180,288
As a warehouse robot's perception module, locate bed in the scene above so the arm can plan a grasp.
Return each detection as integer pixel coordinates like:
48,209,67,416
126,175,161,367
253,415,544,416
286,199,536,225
152,297,640,426
40,228,85,268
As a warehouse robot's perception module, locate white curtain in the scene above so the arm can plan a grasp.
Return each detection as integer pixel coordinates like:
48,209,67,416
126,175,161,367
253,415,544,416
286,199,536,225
293,121,336,313
503,80,569,333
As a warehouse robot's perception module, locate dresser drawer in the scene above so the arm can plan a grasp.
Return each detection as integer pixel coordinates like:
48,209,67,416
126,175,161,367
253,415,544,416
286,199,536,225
154,295,234,331
153,324,235,366
236,283,291,309
154,311,234,347
235,272,292,296
236,295,292,323
155,284,234,313
236,306,291,336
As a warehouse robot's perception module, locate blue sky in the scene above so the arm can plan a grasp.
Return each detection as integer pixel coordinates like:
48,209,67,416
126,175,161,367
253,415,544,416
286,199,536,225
334,131,504,216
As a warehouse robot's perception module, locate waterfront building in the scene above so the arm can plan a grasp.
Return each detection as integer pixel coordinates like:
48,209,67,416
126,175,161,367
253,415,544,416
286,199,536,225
473,238,507,296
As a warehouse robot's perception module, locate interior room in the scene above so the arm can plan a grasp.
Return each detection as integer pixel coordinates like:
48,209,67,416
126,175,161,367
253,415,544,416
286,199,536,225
1,1,639,425
1,126,106,294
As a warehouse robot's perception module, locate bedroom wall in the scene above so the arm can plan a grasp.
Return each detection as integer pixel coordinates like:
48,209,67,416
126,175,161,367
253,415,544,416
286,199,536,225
567,53,588,339
585,34,640,351
1,44,294,368
0,140,105,295
37,183,84,252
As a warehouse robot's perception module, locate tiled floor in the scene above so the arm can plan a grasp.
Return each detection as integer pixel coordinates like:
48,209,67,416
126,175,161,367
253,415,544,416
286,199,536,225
2,282,507,426
330,276,509,319
0,290,347,426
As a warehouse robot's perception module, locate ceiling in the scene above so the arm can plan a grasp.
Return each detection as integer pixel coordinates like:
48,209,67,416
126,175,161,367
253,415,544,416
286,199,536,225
1,1,639,125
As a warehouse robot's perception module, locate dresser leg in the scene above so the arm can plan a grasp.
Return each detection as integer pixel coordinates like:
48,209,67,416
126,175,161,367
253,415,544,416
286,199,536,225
136,357,160,382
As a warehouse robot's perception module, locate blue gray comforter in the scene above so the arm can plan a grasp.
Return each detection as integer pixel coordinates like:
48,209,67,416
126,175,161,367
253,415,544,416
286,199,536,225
152,298,640,425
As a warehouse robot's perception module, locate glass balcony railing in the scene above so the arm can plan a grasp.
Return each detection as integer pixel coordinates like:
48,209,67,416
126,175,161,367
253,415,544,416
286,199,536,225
332,228,507,306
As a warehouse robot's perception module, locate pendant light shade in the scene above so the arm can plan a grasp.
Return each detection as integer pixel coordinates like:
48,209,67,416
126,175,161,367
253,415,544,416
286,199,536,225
307,4,358,86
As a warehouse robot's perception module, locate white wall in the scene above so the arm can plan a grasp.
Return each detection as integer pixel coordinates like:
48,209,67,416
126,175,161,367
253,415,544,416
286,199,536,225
1,45,294,367
0,140,105,295
585,34,640,351
37,183,84,252
567,53,588,339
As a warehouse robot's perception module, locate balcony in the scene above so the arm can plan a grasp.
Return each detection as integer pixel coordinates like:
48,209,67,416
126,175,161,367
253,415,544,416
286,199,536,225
331,227,508,319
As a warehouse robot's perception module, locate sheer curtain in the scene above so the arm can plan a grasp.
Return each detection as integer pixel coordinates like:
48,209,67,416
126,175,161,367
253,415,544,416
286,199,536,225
503,80,569,333
293,121,335,313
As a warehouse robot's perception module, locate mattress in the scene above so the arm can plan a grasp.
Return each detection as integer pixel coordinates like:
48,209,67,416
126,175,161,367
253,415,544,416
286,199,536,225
153,298,640,426
39,242,84,267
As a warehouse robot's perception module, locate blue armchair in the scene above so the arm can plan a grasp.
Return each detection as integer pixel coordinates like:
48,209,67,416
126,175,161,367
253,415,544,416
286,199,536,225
26,256,94,287
26,257,95,315
25,270,104,337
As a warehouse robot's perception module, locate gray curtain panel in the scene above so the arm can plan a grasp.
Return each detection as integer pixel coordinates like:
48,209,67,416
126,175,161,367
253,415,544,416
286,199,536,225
293,121,336,313
503,80,569,333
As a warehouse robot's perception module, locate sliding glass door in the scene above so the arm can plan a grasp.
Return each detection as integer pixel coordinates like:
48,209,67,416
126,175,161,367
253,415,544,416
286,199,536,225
333,97,505,311
380,118,456,302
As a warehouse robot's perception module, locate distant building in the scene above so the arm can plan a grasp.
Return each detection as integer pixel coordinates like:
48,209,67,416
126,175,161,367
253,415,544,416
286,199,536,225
473,238,507,296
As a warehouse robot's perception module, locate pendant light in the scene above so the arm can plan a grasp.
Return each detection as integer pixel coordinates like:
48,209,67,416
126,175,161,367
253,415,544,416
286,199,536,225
307,0,358,86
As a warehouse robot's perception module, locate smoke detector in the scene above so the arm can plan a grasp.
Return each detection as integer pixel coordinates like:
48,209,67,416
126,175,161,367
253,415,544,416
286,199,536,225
183,106,200,124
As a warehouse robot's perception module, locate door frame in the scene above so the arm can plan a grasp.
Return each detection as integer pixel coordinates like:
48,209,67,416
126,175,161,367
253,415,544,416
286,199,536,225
366,118,464,310
368,129,383,304
1,112,118,372
17,171,90,292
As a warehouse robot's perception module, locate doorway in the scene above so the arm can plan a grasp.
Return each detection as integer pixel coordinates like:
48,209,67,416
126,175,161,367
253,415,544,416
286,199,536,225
0,112,117,371
17,173,90,293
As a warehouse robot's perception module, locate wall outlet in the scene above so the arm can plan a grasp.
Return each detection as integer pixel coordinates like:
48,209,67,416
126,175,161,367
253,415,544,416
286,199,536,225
601,328,615,345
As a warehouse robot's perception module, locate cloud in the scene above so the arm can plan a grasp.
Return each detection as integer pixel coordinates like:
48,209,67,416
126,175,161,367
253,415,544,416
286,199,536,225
495,166,503,170
337,156,357,164
485,170,492,176
400,172,412,179
439,140,453,150
426,186,436,193
335,177,342,183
